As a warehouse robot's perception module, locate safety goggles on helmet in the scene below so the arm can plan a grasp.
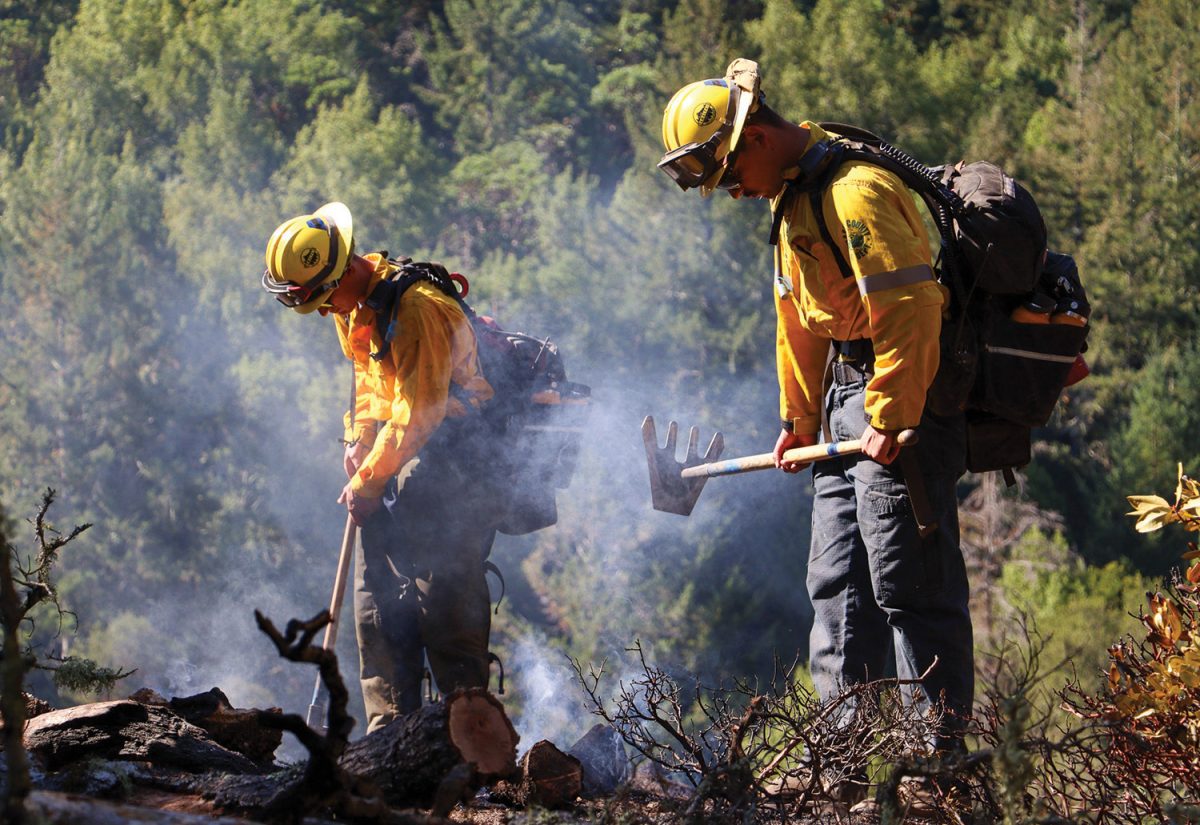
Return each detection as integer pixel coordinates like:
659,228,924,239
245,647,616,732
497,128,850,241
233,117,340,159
260,218,353,308
260,262,348,308
658,123,733,191
657,82,751,192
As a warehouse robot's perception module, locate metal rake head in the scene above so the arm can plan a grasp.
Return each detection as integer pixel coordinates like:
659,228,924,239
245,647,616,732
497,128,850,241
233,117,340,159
641,416,725,516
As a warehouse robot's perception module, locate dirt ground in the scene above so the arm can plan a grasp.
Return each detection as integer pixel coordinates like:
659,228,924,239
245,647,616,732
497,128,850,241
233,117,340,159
443,793,906,825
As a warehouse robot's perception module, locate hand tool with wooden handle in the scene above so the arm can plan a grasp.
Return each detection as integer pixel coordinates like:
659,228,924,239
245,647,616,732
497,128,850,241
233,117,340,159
306,513,357,730
681,429,917,478
643,416,932,536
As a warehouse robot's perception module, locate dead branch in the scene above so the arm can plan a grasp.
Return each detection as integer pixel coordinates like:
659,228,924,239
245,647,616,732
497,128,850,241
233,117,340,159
242,609,396,825
572,640,947,823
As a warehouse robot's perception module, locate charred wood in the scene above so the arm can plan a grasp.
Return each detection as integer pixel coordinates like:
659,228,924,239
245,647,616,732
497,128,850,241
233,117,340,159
125,687,283,767
338,688,519,809
168,687,282,765
23,700,261,775
490,739,582,809
238,609,393,824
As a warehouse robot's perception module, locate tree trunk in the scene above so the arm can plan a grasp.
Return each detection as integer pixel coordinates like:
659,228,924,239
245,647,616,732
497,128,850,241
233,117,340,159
1,538,31,825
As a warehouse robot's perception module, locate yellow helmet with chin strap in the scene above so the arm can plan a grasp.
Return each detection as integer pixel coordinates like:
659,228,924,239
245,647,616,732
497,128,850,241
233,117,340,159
261,201,355,314
659,58,764,197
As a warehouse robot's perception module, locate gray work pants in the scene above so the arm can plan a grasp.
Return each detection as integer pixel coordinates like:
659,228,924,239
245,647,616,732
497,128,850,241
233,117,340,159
354,421,498,733
807,359,974,751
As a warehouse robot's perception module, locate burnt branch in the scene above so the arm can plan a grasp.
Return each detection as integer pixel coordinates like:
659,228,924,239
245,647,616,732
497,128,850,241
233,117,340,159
18,489,90,618
253,609,354,757
250,608,407,824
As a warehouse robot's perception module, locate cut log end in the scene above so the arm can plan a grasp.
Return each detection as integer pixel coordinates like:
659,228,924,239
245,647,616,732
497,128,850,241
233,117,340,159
521,740,583,808
446,688,519,778
490,739,582,809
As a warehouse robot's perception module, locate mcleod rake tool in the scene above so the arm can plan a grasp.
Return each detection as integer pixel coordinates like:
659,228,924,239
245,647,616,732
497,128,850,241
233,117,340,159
641,416,931,534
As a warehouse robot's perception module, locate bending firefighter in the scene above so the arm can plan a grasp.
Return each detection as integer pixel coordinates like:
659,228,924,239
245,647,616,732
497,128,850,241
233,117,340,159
660,61,974,773
261,202,503,732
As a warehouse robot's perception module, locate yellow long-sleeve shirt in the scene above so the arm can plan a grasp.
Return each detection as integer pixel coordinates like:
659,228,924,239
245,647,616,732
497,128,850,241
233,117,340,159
335,255,493,498
774,123,948,435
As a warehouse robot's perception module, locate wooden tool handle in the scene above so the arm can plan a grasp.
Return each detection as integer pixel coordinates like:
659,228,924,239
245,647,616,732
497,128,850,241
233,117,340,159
307,513,358,730
680,429,917,479
321,513,357,652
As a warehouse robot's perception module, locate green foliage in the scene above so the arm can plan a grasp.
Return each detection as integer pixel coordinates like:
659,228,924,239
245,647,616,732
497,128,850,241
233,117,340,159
420,0,597,161
997,548,1151,691
52,656,133,694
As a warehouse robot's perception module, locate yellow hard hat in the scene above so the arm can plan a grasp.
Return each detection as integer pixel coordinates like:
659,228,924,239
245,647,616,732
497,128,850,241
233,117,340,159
261,201,354,314
659,58,762,197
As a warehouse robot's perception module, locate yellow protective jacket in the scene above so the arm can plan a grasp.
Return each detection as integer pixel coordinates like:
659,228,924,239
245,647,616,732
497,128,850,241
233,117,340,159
335,254,493,498
773,122,947,436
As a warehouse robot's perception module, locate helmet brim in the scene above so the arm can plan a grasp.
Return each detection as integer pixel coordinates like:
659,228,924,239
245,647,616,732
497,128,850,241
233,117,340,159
313,201,354,275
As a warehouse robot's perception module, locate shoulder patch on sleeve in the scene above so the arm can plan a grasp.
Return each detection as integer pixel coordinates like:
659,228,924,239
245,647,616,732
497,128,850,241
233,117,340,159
845,218,872,260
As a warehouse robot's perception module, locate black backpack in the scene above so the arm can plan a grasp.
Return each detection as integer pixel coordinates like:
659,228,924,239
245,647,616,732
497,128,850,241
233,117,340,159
364,258,591,534
775,123,1090,482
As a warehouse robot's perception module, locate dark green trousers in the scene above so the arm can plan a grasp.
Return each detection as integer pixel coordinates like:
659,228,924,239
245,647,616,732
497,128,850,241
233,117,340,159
353,422,499,733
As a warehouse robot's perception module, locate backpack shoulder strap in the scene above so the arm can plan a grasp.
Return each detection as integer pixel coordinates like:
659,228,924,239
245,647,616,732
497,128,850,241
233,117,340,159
364,258,473,361
807,185,855,280
770,137,845,245
789,125,967,284
773,137,857,278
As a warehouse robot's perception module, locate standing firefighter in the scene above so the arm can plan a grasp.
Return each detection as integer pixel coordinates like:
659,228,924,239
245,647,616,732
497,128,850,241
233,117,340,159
261,202,502,732
659,61,974,796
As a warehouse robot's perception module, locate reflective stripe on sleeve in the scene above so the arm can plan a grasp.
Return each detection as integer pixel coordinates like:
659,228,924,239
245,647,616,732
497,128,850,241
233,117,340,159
984,345,1077,364
856,264,935,296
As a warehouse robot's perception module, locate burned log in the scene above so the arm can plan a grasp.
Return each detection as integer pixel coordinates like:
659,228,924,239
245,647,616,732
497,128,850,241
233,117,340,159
23,700,261,775
338,688,519,809
490,739,582,809
218,609,396,825
167,687,282,765
126,686,283,766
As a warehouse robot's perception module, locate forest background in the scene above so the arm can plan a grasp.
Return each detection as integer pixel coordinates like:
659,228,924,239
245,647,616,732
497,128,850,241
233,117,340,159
0,0,1196,749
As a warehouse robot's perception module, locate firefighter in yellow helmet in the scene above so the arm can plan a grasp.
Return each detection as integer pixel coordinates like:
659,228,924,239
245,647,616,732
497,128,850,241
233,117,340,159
661,60,973,802
263,202,501,732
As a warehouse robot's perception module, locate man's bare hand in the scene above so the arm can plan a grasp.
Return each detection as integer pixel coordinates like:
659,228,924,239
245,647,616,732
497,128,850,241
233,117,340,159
343,440,370,480
861,424,902,465
773,429,818,474
338,482,382,526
